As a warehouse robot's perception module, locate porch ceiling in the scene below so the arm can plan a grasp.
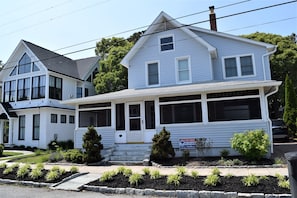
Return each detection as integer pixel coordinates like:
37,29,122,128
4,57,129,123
62,80,281,105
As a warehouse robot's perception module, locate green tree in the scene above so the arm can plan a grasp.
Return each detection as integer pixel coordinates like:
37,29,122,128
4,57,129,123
283,74,297,136
242,32,297,118
82,126,103,163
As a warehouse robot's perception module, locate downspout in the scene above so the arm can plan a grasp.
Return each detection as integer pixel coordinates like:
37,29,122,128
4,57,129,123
265,85,279,154
262,46,277,80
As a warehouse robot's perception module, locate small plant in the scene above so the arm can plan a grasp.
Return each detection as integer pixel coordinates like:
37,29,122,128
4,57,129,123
274,157,285,165
204,174,220,186
220,149,230,158
51,166,61,172
0,144,4,157
259,175,269,181
35,163,44,170
225,173,234,179
34,149,43,156
63,149,85,163
142,167,150,175
45,170,60,181
11,163,20,169
17,164,31,179
129,173,143,186
242,174,260,187
231,129,270,161
191,170,199,179
211,167,221,176
232,158,243,166
275,173,285,181
150,170,161,180
29,168,43,180
176,166,187,176
0,163,7,169
117,166,126,174
3,167,13,175
70,166,79,173
275,173,290,189
167,174,182,186
100,171,116,182
123,168,132,177
59,168,66,175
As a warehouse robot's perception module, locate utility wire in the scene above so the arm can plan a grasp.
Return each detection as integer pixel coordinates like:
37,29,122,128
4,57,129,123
2,0,296,69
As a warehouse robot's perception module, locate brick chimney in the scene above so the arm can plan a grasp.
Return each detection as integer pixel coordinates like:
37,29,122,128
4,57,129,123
209,6,217,31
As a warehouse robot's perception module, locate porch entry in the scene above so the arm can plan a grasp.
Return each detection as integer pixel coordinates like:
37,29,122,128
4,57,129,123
127,103,144,143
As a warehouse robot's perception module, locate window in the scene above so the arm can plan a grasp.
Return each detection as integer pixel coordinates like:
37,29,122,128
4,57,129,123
176,57,190,83
223,55,254,78
147,62,159,86
32,62,40,71
116,103,125,130
61,115,66,123
145,101,155,129
19,115,25,140
17,78,30,101
10,66,17,76
51,114,57,123
69,115,75,124
160,36,174,51
18,53,31,74
3,80,16,102
33,114,40,140
77,87,82,98
49,76,62,100
85,88,89,97
79,102,111,127
32,75,45,99
159,95,202,124
208,98,261,122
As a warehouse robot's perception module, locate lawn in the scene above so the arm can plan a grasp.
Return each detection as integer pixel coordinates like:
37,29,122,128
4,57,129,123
9,150,50,164
1,151,23,158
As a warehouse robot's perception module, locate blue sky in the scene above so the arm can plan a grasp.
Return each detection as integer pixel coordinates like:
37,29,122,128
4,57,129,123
1,0,296,63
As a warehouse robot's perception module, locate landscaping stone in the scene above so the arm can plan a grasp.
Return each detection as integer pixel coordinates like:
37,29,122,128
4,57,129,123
225,192,238,198
199,190,211,198
211,191,225,198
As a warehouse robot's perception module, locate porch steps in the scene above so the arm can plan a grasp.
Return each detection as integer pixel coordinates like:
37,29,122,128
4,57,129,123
109,143,152,165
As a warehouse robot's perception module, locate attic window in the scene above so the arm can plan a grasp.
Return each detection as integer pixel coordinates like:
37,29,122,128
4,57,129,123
18,53,31,74
10,66,17,76
160,35,174,52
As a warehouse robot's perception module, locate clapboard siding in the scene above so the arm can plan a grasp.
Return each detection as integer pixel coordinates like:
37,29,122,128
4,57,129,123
74,128,115,149
157,120,269,148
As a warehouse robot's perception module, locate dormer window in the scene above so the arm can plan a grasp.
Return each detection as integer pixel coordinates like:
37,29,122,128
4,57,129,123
160,35,174,52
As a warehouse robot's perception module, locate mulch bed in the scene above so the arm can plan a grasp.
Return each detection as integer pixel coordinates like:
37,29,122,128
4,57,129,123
0,168,73,183
88,174,290,194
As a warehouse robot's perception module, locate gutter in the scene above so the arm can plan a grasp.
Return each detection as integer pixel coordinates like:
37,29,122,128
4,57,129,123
262,45,277,80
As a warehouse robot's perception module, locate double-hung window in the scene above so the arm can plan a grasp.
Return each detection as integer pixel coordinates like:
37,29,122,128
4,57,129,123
49,76,62,100
17,78,30,101
176,57,191,83
223,55,254,78
147,62,159,86
32,75,45,99
160,35,174,52
19,115,25,140
3,80,16,102
33,114,40,140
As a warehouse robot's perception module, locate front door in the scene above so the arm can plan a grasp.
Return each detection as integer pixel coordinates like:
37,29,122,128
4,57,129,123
3,121,9,143
127,103,143,143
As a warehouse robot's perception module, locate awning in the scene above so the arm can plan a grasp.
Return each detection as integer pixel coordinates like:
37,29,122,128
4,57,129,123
0,102,18,119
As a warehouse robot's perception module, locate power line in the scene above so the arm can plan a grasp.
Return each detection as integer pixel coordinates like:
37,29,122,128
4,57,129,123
2,0,296,69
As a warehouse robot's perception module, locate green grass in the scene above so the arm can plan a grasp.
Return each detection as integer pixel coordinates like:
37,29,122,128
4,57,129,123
9,150,50,164
1,151,23,158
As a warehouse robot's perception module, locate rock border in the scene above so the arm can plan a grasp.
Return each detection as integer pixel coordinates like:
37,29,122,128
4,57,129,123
83,185,292,198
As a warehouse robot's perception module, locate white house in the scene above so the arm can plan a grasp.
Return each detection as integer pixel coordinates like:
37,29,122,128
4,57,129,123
0,40,99,149
62,11,281,159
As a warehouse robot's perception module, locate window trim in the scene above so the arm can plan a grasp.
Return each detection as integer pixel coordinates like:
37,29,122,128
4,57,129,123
159,34,175,52
175,56,192,84
3,80,16,102
69,115,75,124
60,114,67,124
32,75,46,99
49,75,62,100
146,60,160,87
17,78,30,101
222,54,256,79
51,114,58,123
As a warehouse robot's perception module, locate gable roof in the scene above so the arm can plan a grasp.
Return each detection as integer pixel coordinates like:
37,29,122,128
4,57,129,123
23,40,99,80
121,11,276,67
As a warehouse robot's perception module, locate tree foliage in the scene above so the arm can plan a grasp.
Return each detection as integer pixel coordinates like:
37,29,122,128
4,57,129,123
242,32,297,118
82,126,103,163
93,32,143,94
283,74,297,136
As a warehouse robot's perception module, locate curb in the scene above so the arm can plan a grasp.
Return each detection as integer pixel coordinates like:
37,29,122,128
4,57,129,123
83,185,292,198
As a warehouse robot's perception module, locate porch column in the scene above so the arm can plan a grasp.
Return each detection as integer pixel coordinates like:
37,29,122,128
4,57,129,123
8,119,14,145
0,121,3,144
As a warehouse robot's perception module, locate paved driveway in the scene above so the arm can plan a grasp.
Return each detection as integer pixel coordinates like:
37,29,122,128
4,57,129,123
273,141,297,159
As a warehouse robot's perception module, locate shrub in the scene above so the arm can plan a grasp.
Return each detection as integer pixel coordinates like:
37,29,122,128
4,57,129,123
123,168,132,177
70,166,79,173
204,174,220,186
63,149,85,163
48,151,64,162
3,167,13,175
100,171,116,182
211,167,221,176
17,164,31,179
129,173,143,186
45,170,60,181
0,163,7,169
225,173,234,179
11,163,20,169
0,144,4,157
150,170,161,180
36,163,44,170
191,170,199,179
176,166,187,176
48,140,74,151
142,167,150,175
242,174,260,187
276,173,290,189
231,129,270,161
29,168,43,180
220,149,230,158
82,126,103,163
150,127,175,161
167,174,182,186
117,166,126,174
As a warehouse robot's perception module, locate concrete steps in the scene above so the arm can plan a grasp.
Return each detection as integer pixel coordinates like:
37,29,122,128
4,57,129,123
109,143,151,165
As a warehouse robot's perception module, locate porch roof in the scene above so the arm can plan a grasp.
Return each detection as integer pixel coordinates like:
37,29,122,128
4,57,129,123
0,103,18,119
62,80,281,105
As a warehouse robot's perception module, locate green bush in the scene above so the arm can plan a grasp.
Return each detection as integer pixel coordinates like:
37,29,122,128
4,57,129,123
176,166,186,176
191,170,199,179
231,129,270,161
167,174,182,186
0,144,4,157
129,173,143,186
48,151,64,162
242,174,260,187
204,174,220,186
16,164,31,179
45,170,60,182
100,171,117,182
142,167,150,175
0,163,7,169
63,149,84,163
82,126,103,163
48,140,74,151
123,168,133,177
70,166,79,173
29,168,43,180
150,170,161,180
150,127,175,161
